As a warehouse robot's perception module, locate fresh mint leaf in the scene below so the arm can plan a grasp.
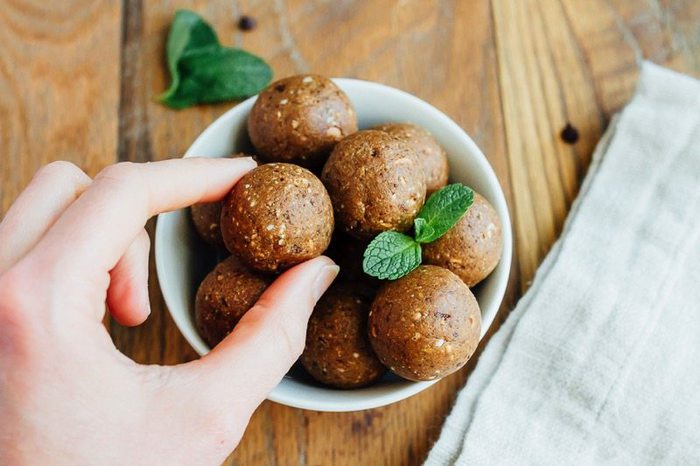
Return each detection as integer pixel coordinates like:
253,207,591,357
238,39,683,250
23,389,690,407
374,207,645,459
363,231,422,280
414,184,474,243
413,217,434,241
159,10,219,103
161,47,272,109
159,10,272,109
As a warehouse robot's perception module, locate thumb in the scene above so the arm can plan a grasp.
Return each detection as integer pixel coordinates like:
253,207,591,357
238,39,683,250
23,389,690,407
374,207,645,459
182,255,338,416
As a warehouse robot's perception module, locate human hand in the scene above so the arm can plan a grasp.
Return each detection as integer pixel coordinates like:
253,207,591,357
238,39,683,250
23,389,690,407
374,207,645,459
0,158,339,465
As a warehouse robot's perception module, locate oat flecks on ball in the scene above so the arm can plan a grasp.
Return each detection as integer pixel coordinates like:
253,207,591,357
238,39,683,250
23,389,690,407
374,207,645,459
301,283,386,388
221,163,334,274
368,265,481,382
248,74,358,169
423,193,503,287
195,256,272,348
321,129,427,239
374,122,449,196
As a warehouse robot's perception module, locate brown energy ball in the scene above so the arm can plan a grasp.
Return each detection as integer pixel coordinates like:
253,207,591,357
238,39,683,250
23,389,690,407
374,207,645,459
368,265,481,381
374,123,449,196
423,193,503,287
248,75,358,169
321,130,426,239
221,163,334,274
191,201,225,248
195,256,272,348
301,283,386,388
190,153,258,247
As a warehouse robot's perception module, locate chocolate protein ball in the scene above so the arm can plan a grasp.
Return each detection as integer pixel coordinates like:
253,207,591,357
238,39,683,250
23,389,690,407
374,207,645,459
191,201,225,248
374,123,449,196
301,283,386,388
368,265,481,381
195,256,272,348
321,130,426,239
221,163,334,274
423,193,503,287
248,74,358,169
190,153,258,248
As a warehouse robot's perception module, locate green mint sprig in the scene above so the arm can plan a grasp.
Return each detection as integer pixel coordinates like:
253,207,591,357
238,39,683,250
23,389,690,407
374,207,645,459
362,184,474,280
159,10,273,109
414,184,474,243
362,231,422,281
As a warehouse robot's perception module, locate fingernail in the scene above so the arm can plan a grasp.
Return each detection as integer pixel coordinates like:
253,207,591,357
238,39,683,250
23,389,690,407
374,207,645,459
312,264,340,301
234,156,257,168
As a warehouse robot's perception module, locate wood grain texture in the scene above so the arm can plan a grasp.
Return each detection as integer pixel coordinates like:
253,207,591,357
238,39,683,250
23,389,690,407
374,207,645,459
1,1,699,465
0,1,121,213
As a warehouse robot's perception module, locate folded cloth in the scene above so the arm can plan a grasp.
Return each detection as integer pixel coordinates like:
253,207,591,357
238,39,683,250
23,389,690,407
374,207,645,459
425,62,700,466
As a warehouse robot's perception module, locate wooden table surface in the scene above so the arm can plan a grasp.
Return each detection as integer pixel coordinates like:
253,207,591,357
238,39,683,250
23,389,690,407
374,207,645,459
1,1,698,464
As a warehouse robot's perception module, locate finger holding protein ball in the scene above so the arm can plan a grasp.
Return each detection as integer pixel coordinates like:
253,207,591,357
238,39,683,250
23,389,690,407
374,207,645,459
190,153,259,249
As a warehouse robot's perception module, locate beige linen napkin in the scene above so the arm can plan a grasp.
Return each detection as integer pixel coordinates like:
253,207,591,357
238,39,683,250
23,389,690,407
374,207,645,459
425,62,700,465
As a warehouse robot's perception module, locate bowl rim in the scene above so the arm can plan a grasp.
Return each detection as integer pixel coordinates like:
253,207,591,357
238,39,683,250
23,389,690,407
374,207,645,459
155,77,513,412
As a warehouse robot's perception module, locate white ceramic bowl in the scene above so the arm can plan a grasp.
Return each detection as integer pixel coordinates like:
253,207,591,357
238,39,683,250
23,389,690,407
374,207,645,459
155,79,513,412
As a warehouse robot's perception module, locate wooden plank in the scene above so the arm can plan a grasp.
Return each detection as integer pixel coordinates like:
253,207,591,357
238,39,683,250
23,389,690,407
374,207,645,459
0,1,121,215
491,0,633,289
559,0,700,120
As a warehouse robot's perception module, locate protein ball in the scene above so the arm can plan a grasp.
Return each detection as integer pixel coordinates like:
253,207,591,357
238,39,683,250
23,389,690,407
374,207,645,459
191,201,225,248
374,123,449,196
301,283,386,388
190,153,258,247
248,75,358,169
195,256,271,348
423,193,503,287
321,130,426,239
369,265,481,381
221,163,334,273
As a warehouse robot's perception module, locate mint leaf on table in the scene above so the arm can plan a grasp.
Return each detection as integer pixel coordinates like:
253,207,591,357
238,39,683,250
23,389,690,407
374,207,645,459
363,231,422,280
162,48,273,109
158,9,272,109
413,184,474,243
159,10,219,103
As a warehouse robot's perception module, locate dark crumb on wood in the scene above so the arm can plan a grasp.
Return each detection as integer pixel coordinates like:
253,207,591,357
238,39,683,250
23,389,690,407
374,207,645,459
560,122,579,144
238,15,257,31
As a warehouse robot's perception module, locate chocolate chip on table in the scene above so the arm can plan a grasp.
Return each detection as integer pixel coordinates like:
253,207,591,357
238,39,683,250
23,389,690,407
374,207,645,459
238,15,257,31
560,122,580,144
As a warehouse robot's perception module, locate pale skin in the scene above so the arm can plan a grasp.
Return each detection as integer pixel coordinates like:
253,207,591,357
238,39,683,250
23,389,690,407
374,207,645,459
0,157,339,465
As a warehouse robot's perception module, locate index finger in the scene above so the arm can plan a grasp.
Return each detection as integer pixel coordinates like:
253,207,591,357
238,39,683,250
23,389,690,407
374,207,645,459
26,157,256,274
